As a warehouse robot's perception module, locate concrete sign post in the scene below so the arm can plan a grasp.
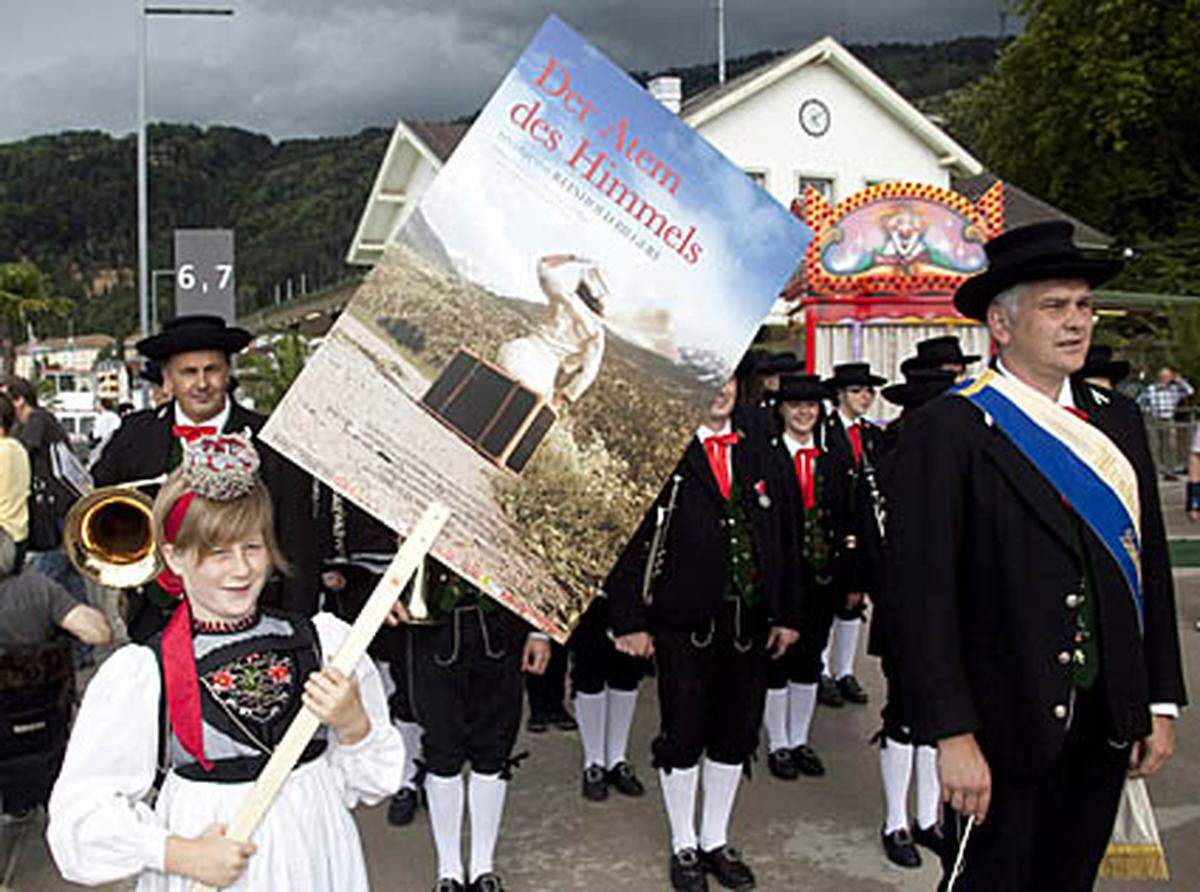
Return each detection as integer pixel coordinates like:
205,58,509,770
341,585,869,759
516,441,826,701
174,229,236,322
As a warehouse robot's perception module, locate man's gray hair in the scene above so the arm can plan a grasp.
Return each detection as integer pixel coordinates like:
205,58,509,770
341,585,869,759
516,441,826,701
992,283,1026,323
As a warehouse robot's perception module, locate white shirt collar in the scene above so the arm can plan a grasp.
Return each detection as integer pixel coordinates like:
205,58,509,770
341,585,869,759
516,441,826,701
782,432,816,457
995,357,1075,409
173,397,232,433
837,408,861,429
696,420,732,443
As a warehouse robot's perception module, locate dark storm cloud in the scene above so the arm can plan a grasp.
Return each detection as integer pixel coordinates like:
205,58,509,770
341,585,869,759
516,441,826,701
1,0,1008,143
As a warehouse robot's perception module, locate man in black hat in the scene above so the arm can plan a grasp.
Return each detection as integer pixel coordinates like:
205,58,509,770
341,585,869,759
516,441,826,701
899,335,980,384
93,315,321,638
760,374,861,783
887,221,1185,890
818,361,886,707
737,350,804,441
869,365,958,870
609,376,800,892
1073,344,1130,393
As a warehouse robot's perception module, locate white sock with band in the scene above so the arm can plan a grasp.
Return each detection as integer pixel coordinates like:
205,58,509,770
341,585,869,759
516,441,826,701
832,618,861,680
425,772,464,882
574,690,607,769
467,771,507,882
605,688,638,768
699,759,744,852
762,687,789,753
914,745,940,831
880,738,914,835
659,765,699,853
787,682,818,748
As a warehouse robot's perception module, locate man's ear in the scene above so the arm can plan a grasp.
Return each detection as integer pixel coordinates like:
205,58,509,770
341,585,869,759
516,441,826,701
986,302,1012,347
160,542,186,577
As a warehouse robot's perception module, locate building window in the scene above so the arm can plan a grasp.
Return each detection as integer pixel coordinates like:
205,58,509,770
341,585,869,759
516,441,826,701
798,176,834,204
745,169,768,189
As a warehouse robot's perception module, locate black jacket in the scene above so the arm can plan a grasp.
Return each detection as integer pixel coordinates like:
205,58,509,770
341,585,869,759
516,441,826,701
886,381,1186,779
608,434,799,635
821,412,884,594
92,400,321,616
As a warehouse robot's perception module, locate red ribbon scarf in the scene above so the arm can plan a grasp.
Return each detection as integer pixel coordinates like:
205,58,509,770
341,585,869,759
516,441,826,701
703,432,740,500
793,447,821,510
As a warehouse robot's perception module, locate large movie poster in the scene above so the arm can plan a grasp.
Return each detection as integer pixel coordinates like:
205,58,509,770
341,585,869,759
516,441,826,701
262,15,809,640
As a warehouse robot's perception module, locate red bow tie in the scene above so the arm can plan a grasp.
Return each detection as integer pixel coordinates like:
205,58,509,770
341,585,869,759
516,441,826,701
703,432,740,499
793,447,821,510
847,422,864,466
172,424,217,443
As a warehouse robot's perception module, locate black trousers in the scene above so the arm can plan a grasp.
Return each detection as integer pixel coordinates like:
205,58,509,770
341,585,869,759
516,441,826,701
938,684,1129,891
570,597,646,696
409,607,524,777
767,581,835,689
652,600,768,770
877,656,932,746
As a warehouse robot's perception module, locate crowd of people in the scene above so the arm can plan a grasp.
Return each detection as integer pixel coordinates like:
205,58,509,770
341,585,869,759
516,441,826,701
0,220,1185,892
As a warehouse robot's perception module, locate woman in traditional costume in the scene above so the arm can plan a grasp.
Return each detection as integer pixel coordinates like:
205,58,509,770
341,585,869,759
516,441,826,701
47,433,404,890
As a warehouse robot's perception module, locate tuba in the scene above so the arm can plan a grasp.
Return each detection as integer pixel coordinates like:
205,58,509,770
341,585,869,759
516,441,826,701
63,477,165,589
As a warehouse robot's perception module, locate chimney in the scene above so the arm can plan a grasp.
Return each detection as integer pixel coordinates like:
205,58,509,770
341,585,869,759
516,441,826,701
648,76,682,115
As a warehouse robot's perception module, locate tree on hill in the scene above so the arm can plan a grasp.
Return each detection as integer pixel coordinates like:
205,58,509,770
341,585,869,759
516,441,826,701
0,261,72,373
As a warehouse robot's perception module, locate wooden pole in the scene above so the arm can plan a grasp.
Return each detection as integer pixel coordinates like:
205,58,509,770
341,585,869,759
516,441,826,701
190,501,450,892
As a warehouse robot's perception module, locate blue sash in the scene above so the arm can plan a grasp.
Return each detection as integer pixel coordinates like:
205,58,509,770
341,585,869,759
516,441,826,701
955,370,1143,629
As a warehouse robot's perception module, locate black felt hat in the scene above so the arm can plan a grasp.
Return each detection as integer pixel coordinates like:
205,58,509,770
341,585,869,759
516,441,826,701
776,374,831,403
953,221,1123,322
138,358,164,386
823,362,886,389
882,367,958,408
1075,344,1131,387
137,315,252,361
900,335,980,375
761,351,805,376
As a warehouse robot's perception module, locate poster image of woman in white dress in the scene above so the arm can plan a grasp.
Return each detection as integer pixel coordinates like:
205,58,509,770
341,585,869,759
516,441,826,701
495,254,608,410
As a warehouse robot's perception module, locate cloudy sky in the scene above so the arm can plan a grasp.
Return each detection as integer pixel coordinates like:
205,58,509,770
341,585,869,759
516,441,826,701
2,0,1010,144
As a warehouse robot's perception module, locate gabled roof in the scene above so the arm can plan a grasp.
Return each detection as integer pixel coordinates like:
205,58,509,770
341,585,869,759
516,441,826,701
681,36,983,177
954,173,1112,248
345,119,469,266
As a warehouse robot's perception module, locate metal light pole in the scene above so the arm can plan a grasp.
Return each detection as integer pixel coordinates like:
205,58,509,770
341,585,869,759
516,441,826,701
136,3,234,340
717,0,726,84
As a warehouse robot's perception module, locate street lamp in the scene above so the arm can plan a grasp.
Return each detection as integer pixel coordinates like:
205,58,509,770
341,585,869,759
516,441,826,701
136,3,234,340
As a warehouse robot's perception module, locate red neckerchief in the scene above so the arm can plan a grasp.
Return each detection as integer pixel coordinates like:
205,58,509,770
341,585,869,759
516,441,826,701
793,446,821,510
157,490,213,771
703,431,740,500
847,422,864,466
172,424,217,442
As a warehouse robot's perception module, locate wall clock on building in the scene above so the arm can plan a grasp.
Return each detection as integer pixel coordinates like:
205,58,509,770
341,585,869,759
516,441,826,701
799,98,831,137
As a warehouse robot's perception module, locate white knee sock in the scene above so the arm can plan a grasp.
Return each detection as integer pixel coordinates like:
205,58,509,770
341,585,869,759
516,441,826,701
914,745,940,831
762,687,789,753
394,720,423,790
820,642,832,677
605,688,638,768
467,772,507,882
574,690,607,769
787,682,818,748
659,765,699,853
832,618,861,680
699,759,743,852
880,738,914,834
425,773,464,882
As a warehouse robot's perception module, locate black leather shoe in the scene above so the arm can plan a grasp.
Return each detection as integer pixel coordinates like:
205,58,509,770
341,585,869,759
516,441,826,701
911,822,947,858
670,848,709,892
547,707,578,731
836,675,869,705
606,761,646,796
433,880,465,892
790,744,826,777
700,845,756,889
881,826,922,868
766,748,799,780
526,713,548,734
387,787,419,826
817,675,844,707
468,873,505,892
582,764,609,801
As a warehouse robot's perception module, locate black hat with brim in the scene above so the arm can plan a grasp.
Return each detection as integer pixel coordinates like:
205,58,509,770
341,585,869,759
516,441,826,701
138,358,164,386
883,368,957,408
823,362,886,390
761,351,805,376
137,314,253,361
901,335,981,373
1075,344,1131,386
776,374,831,403
953,221,1122,322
